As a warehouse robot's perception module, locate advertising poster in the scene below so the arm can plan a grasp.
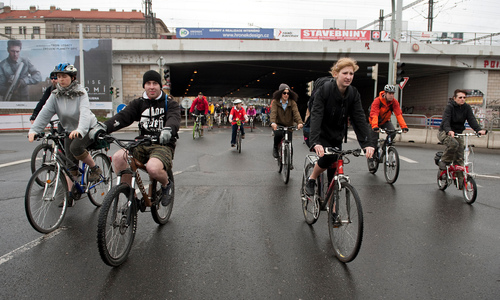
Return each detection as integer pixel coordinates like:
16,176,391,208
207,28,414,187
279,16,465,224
176,28,274,39
301,29,371,41
0,39,112,109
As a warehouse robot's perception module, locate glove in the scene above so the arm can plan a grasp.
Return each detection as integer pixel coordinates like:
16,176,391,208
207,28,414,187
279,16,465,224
373,127,380,133
89,122,107,142
403,128,409,133
159,127,172,145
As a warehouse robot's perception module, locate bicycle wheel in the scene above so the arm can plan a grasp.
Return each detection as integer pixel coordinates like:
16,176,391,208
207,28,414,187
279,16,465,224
193,124,198,139
301,162,319,225
237,131,242,153
282,143,291,184
437,169,448,190
328,181,364,263
277,143,283,173
87,153,113,207
462,175,477,204
384,146,400,184
25,165,68,233
31,143,55,187
97,184,137,267
151,169,175,224
250,121,253,132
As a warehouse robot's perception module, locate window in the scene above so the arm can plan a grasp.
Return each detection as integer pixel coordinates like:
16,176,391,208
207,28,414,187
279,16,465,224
125,26,131,33
33,26,40,34
19,26,27,34
116,25,120,33
85,25,91,33
96,25,101,33
106,25,111,33
5,27,11,34
54,24,64,32
76,25,80,32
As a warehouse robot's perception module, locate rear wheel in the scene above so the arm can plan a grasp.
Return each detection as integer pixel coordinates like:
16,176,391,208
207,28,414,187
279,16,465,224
462,175,477,204
151,169,175,224
25,165,68,233
282,143,291,184
328,181,363,263
31,143,55,186
87,153,113,207
437,169,448,190
301,162,319,225
384,146,400,184
97,184,137,267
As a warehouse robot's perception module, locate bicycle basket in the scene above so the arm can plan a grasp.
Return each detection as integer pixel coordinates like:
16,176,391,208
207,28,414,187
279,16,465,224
434,151,443,166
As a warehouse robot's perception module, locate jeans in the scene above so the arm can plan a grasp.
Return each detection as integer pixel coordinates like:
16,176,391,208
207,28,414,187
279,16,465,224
231,123,245,144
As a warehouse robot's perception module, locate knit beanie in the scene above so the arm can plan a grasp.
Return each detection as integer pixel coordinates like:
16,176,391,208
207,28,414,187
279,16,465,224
143,70,162,87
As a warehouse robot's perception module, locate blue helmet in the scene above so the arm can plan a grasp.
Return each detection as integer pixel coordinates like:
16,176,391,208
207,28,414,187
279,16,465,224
52,63,77,77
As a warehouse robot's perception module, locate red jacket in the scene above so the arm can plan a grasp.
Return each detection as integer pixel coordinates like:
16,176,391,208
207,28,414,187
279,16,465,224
189,96,209,114
369,91,407,129
229,107,246,125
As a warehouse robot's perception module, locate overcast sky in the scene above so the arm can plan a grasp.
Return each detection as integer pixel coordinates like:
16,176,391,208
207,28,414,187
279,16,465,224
9,0,500,33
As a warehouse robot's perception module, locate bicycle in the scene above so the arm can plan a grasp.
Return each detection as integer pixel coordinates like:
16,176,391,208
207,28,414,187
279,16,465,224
235,120,243,153
216,112,222,127
31,119,60,187
301,147,364,263
249,116,255,132
24,132,113,233
96,133,175,266
261,113,268,127
436,132,480,204
276,126,297,184
192,114,203,139
367,128,402,184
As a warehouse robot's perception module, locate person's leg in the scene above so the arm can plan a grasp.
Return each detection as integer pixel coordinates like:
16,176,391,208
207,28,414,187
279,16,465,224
381,121,396,140
147,145,174,205
231,124,237,145
72,133,101,181
439,131,460,164
273,130,284,157
240,123,245,137
112,149,132,185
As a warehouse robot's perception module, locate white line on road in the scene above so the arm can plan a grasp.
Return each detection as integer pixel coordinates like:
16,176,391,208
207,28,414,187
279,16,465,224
0,158,31,168
0,227,66,266
399,155,418,163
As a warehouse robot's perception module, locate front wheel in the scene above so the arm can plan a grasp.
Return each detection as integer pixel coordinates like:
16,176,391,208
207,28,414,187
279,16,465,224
437,169,448,190
277,143,283,173
193,124,198,139
282,143,291,184
151,169,175,224
384,146,400,184
25,165,68,233
462,175,477,204
328,182,364,263
31,143,55,186
87,153,113,207
237,131,242,153
97,184,137,267
301,162,319,225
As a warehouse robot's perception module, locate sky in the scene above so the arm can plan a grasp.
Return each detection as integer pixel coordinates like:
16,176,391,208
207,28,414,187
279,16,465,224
7,0,500,33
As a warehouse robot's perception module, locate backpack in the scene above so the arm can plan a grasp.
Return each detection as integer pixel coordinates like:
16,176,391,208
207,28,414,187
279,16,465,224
304,76,335,129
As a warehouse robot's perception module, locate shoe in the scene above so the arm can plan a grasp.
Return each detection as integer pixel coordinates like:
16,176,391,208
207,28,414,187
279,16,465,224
200,129,204,136
69,166,79,177
273,148,278,158
289,164,294,170
161,181,173,206
88,165,102,182
241,135,245,139
305,178,316,196
438,160,448,170
231,144,236,147
60,192,74,207
331,212,341,227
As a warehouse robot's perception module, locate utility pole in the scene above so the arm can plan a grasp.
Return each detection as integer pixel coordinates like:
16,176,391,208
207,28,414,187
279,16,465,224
428,0,434,31
378,9,384,30
144,0,157,39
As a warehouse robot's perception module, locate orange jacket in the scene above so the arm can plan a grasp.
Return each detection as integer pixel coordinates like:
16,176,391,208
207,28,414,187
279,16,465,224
369,91,407,129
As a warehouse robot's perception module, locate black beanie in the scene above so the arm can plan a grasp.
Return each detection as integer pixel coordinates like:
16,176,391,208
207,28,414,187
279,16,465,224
143,70,162,87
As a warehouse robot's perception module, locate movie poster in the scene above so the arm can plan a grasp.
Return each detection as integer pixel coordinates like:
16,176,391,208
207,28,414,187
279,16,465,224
0,39,112,109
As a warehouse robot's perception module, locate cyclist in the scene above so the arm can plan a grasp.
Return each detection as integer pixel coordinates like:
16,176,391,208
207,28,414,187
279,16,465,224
270,83,303,160
367,84,409,171
30,72,58,124
92,70,181,206
437,89,487,183
28,63,102,182
247,105,257,126
305,58,375,196
229,99,248,147
189,92,209,136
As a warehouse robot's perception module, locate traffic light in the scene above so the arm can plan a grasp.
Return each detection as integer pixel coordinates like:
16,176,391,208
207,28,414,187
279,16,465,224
306,81,314,96
163,69,170,80
396,62,405,84
109,86,114,95
367,63,378,80
115,87,120,98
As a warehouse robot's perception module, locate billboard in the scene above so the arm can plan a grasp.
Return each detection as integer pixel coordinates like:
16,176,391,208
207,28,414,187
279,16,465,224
0,39,112,109
176,28,274,39
301,29,371,41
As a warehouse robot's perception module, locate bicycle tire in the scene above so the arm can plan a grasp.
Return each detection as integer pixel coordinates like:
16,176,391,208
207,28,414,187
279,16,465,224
282,143,291,184
31,143,55,187
301,162,319,225
250,120,253,132
462,175,477,204
328,181,364,263
87,153,113,207
97,184,137,267
277,143,283,173
237,131,242,153
25,165,68,233
384,146,400,184
151,169,175,224
193,124,198,139
437,169,448,190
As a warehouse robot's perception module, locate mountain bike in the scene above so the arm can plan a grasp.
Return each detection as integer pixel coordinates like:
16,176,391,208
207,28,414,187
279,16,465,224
31,119,61,187
276,126,297,184
235,120,243,153
192,114,203,139
436,132,481,204
25,132,113,233
301,147,364,263
367,128,402,184
96,133,175,266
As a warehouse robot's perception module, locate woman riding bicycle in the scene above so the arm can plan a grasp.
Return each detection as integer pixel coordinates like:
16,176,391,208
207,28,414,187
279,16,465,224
229,99,248,147
28,63,102,183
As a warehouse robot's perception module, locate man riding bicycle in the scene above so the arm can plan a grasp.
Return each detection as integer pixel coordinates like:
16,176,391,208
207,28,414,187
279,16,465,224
270,83,303,161
189,92,209,136
92,70,181,206
367,84,408,171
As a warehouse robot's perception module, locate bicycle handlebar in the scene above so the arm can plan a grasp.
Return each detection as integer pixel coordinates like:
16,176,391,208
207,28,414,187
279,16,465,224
101,134,153,151
324,147,363,157
276,126,299,131
455,132,482,137
379,128,402,134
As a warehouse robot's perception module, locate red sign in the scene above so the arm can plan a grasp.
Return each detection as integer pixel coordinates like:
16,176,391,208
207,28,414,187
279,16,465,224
301,29,371,40
399,77,409,89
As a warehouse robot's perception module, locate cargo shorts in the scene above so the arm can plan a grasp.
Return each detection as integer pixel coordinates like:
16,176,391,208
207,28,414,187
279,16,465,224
132,144,174,171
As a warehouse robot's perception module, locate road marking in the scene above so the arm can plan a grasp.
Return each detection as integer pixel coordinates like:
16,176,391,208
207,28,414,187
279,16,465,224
0,158,31,168
0,227,66,266
399,155,418,163
475,174,500,179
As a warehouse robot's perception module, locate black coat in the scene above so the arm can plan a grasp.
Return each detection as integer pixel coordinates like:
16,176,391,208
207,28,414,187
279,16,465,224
309,81,373,149
439,100,481,134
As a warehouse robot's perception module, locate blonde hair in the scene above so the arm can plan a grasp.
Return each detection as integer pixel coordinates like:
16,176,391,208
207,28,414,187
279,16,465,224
330,57,359,75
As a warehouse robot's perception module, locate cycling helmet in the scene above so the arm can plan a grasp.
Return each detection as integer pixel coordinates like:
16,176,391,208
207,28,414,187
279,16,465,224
52,63,78,77
384,84,396,93
233,99,243,104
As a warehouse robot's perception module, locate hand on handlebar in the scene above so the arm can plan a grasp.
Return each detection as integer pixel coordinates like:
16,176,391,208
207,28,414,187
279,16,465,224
403,127,409,133
297,123,303,130
313,144,324,157
28,132,36,143
373,127,380,133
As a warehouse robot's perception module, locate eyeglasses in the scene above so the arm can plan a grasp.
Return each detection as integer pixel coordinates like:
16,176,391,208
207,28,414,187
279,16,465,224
50,77,57,80
282,92,289,95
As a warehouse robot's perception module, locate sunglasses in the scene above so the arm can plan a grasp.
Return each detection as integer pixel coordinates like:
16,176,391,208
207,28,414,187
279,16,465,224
50,77,57,80
282,92,289,95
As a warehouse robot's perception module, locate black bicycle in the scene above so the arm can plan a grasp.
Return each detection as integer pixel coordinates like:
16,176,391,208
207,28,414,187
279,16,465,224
367,128,402,184
276,126,297,184
31,119,60,186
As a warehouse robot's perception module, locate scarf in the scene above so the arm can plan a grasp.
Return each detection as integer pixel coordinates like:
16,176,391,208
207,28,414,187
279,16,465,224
53,80,85,99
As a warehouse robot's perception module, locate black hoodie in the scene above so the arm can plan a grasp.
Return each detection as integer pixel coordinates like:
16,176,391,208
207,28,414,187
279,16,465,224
439,100,481,134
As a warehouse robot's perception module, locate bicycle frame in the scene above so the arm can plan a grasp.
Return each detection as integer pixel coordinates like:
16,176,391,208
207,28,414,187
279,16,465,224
377,129,401,161
441,133,476,185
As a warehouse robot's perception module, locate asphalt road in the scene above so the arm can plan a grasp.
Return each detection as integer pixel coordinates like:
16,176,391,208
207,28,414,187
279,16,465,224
0,127,499,299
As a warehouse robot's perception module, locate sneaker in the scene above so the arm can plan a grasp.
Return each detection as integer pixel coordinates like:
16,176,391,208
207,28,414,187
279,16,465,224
331,212,341,227
305,178,316,196
88,165,102,182
231,144,236,147
241,135,245,139
200,129,204,136
289,164,294,170
273,148,278,158
161,181,173,206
